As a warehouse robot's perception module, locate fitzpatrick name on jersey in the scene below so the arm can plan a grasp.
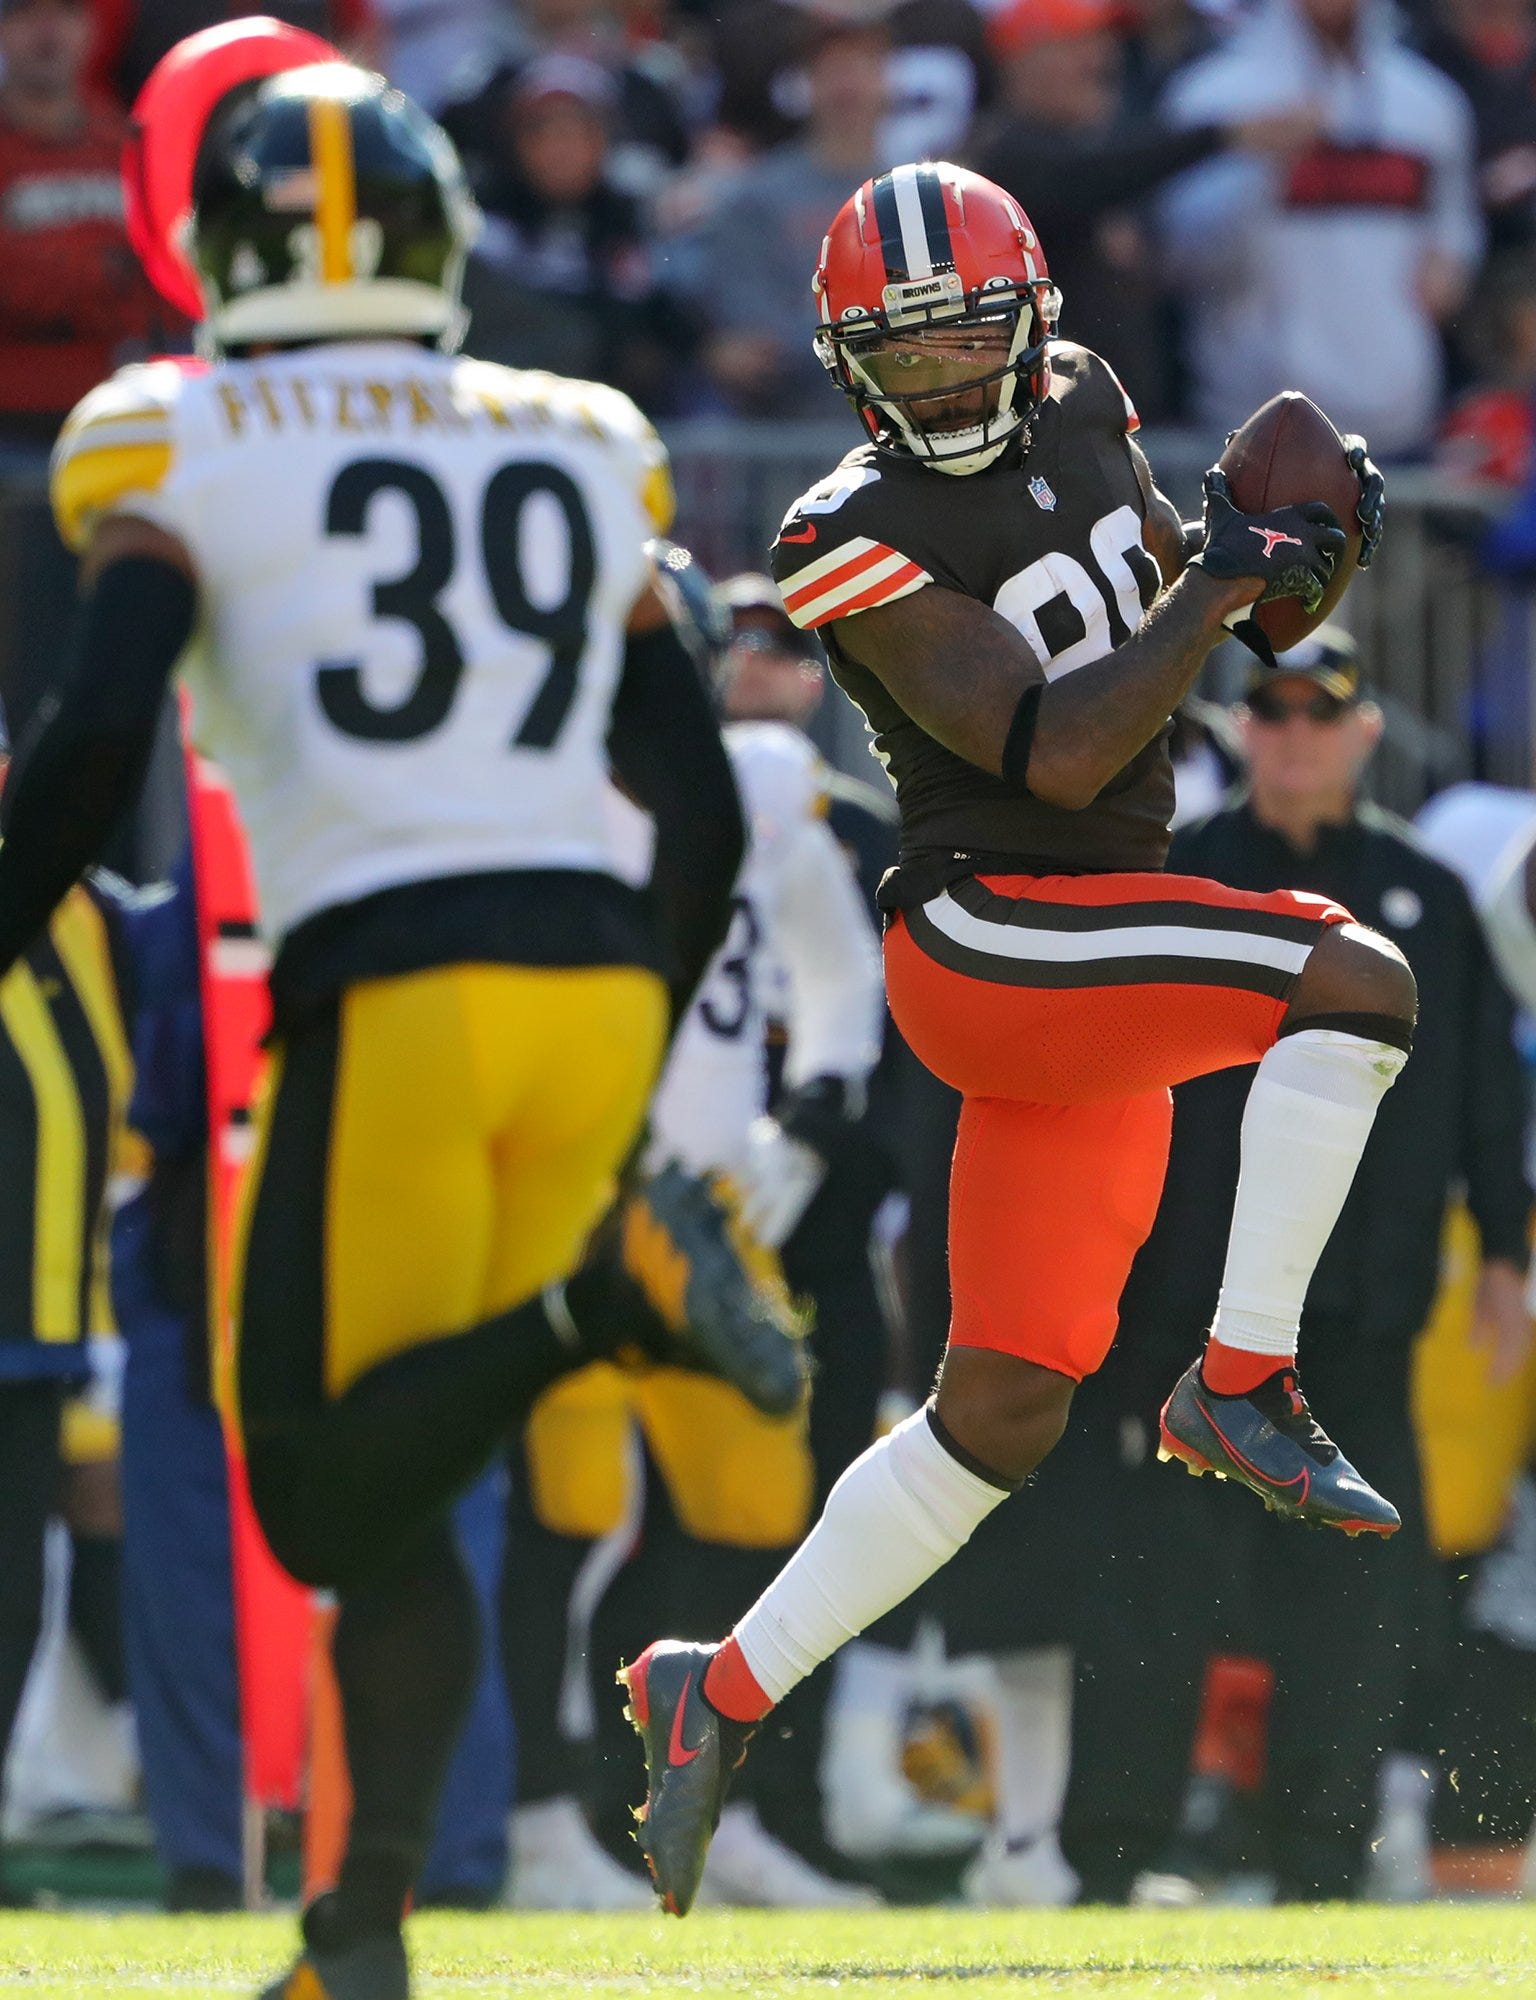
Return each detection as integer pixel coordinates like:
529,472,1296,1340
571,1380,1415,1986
50,347,674,944
770,341,1176,886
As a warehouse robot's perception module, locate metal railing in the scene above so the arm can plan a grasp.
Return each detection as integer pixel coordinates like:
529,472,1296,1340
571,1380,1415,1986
0,429,1522,825
664,420,1524,817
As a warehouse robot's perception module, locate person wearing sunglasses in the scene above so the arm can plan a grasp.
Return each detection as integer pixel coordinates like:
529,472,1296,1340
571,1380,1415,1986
1045,624,1533,1903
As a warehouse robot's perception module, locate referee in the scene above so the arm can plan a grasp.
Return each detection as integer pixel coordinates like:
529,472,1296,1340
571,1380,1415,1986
0,710,134,1894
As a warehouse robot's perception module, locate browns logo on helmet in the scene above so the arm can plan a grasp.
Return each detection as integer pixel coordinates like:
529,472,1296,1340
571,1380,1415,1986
812,162,1061,478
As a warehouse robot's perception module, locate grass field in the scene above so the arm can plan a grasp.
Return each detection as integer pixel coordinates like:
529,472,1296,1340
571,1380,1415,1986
1,1906,1535,1998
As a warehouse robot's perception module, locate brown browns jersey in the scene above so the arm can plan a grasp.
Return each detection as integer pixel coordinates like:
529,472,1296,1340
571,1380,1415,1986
769,342,1174,897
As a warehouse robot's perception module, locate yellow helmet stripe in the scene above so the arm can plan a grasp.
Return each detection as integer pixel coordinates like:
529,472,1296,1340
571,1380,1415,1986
307,95,356,285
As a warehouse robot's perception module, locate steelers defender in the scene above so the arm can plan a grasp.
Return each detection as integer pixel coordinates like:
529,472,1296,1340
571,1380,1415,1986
0,65,755,2000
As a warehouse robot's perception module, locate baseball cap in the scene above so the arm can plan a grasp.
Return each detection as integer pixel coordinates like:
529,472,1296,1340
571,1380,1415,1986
1247,625,1361,704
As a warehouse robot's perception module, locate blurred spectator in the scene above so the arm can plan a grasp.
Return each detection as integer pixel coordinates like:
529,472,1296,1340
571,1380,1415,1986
885,0,994,161
707,0,990,166
1162,0,1482,457
1119,0,1219,104
441,0,691,202
371,0,498,111
0,0,171,445
1440,250,1536,483
89,0,383,114
669,14,893,417
1061,631,1532,1899
975,0,1323,420
1422,0,1536,254
461,54,695,409
714,572,826,729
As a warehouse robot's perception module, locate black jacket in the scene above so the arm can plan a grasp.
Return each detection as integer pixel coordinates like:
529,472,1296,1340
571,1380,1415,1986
1110,797,1531,1408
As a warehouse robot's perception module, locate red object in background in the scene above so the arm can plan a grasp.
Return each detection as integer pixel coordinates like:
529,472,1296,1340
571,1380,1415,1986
1440,386,1535,487
184,728,314,1846
124,17,339,320
1190,1654,1275,1794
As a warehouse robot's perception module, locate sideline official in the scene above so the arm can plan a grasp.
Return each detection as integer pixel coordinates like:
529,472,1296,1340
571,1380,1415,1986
1057,628,1532,1899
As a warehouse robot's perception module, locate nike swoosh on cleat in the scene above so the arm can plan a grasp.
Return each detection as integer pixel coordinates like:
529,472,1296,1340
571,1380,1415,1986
780,522,817,544
668,1673,702,1767
1199,1402,1310,1503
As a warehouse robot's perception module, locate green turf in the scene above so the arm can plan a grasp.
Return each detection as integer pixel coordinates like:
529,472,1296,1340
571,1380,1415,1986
1,1906,1535,1998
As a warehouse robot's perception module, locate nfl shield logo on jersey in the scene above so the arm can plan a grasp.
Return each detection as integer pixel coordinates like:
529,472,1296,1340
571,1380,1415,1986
1028,475,1057,512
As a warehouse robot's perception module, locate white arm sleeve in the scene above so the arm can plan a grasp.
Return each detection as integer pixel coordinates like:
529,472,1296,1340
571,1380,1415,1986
1482,823,1536,1015
772,813,885,1089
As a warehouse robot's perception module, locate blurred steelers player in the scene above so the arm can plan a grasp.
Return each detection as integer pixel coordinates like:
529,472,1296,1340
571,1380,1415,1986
507,544,884,1910
0,60,777,2000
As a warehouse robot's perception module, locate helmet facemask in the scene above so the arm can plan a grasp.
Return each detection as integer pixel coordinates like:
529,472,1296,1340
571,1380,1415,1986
815,273,1061,477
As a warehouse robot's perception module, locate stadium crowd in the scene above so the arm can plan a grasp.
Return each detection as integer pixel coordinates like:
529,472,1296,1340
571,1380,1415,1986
2,0,1536,1933
5,0,1536,443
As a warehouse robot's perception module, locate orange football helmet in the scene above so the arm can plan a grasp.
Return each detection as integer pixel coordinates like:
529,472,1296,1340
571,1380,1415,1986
812,162,1061,476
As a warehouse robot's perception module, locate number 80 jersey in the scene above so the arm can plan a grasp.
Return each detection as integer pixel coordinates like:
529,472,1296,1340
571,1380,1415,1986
769,340,1176,893
51,344,674,944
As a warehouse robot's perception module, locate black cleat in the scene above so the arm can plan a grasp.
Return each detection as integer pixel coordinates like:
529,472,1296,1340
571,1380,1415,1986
618,1639,756,1916
1158,1360,1400,1537
258,1896,408,2000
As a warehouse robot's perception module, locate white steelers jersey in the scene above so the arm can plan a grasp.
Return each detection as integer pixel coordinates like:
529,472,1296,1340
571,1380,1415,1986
50,344,674,943
641,721,883,1176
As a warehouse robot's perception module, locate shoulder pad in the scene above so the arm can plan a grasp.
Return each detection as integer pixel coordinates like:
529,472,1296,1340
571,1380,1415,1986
770,453,932,631
1048,340,1140,439
51,363,183,552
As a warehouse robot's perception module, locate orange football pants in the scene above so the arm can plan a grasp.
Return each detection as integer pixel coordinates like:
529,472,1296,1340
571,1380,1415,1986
885,870,1351,1381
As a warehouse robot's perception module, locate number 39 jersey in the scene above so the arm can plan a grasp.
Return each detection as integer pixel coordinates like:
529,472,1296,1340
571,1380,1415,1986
769,340,1174,890
50,344,673,945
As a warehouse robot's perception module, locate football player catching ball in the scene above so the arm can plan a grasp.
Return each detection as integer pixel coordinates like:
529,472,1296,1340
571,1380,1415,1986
621,161,1408,1919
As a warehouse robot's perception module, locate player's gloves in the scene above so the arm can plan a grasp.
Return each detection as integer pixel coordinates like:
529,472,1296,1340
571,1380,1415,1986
1341,434,1385,569
1191,468,1347,614
735,1075,867,1248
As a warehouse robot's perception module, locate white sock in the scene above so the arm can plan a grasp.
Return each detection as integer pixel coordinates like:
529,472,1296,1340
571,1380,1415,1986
733,1408,1009,1707
1211,1028,1407,1357
992,1647,1074,1846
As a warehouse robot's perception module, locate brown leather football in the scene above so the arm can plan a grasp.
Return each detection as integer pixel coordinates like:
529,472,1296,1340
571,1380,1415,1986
1218,392,1362,652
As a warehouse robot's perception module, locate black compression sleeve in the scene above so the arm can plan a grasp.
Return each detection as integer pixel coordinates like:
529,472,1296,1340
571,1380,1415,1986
607,618,745,1025
0,556,195,975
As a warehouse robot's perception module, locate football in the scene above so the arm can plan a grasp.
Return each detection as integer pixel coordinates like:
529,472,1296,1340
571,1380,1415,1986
1218,391,1363,652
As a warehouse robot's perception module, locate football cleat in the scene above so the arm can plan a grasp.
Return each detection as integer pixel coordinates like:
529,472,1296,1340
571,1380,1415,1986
616,1163,809,1417
617,1639,757,1917
1158,1361,1400,1537
258,1897,408,2000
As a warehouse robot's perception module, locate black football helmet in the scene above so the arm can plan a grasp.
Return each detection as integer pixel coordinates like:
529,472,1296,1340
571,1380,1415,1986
188,63,478,352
